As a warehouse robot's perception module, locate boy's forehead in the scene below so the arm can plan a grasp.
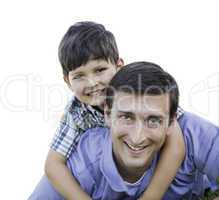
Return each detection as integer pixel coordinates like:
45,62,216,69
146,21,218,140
112,92,170,116
68,59,113,74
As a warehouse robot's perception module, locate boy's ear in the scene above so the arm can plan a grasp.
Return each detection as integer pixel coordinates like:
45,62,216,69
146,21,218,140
63,75,73,90
63,75,69,84
116,58,124,70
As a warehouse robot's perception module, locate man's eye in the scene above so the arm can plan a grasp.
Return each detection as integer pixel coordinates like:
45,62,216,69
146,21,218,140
119,115,133,121
147,117,162,128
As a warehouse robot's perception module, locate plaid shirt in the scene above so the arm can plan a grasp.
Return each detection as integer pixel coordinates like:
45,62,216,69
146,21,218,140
51,96,184,159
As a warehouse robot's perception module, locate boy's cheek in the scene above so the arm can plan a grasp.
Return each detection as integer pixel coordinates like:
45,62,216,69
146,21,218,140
101,71,116,83
72,85,85,96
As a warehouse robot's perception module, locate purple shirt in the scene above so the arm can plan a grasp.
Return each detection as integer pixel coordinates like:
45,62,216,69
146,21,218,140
29,112,219,200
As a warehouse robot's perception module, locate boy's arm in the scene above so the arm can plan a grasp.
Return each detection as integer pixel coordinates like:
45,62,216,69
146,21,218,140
45,149,92,200
139,120,185,200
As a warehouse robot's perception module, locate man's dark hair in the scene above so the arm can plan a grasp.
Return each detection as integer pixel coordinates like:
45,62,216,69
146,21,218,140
105,61,179,122
58,21,119,76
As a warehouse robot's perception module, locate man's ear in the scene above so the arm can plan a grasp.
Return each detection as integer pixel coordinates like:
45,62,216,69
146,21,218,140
116,58,124,71
104,105,111,127
166,116,177,136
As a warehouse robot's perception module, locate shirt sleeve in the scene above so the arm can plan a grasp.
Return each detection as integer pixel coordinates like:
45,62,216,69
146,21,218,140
181,112,219,181
201,128,219,180
50,109,81,159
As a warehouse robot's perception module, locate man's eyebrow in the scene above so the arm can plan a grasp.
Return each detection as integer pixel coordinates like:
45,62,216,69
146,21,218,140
147,114,165,119
145,116,165,123
117,110,134,116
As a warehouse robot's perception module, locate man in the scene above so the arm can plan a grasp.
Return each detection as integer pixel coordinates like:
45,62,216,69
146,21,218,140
29,62,219,200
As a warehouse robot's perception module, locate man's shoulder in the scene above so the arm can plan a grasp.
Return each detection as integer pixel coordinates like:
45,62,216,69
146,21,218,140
79,127,109,148
167,112,219,199
178,111,219,151
179,111,219,134
178,111,219,176
67,127,109,173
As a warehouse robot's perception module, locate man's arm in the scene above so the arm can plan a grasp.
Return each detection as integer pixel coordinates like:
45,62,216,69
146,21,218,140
178,112,219,199
139,120,185,200
45,149,91,200
181,112,219,181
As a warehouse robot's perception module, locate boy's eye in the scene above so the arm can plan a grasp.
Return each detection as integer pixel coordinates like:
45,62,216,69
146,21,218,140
72,74,84,80
95,68,107,73
147,117,162,128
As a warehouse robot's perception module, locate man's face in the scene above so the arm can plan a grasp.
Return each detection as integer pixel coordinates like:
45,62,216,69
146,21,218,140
65,59,120,107
105,92,171,173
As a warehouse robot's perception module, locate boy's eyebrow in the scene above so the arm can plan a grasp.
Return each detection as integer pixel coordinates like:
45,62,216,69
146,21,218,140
71,71,85,76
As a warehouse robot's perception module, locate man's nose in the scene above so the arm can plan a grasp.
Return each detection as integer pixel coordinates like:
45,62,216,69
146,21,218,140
129,121,146,145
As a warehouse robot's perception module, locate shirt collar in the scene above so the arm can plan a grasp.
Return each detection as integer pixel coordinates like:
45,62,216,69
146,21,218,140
69,96,105,130
100,129,158,196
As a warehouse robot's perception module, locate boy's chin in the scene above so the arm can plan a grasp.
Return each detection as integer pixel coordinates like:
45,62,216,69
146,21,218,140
89,99,105,108
81,96,105,107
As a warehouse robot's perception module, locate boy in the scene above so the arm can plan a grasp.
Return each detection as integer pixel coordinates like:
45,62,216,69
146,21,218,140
44,21,185,200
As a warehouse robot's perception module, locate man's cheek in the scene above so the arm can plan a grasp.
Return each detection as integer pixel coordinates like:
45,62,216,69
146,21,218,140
111,126,128,138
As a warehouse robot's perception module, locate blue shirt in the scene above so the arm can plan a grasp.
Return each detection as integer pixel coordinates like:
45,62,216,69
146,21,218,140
29,112,219,200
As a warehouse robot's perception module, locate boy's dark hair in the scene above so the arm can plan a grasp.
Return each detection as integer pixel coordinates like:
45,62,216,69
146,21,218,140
105,61,179,122
58,21,119,76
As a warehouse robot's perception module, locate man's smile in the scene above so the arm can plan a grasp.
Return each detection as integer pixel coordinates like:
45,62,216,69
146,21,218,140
124,141,149,154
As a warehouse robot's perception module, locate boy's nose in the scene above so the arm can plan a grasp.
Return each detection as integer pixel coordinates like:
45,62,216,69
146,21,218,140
87,75,100,87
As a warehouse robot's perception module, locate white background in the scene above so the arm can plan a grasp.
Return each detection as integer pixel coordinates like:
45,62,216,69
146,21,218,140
0,0,219,199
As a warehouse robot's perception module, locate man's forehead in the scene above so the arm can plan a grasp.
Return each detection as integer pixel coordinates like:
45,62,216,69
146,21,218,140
112,92,170,115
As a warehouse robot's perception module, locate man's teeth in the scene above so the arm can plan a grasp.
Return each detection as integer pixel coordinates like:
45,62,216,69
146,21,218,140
126,143,146,151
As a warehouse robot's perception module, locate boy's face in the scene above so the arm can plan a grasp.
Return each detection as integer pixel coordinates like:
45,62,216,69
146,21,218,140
105,92,171,176
65,59,122,107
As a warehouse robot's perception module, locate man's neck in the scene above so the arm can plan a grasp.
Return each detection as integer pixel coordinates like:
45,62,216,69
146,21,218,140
118,166,147,183
113,155,151,183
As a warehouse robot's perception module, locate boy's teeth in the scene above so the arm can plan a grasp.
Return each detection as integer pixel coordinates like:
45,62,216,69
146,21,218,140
90,90,100,95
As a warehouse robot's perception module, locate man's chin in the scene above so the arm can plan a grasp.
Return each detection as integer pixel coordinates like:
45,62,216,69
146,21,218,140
124,152,154,171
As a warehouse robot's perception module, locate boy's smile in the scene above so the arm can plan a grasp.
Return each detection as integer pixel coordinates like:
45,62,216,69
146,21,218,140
84,87,106,97
65,59,121,107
